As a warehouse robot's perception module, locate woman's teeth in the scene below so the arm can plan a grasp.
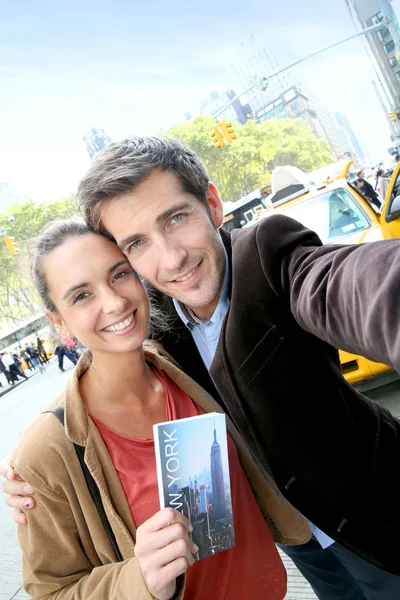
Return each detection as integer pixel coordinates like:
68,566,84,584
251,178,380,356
104,312,134,332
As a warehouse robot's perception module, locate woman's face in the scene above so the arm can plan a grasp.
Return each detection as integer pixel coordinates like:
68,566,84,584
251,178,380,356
44,233,150,355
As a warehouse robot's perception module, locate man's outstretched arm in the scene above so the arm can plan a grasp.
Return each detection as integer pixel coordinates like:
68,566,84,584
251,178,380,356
0,456,35,524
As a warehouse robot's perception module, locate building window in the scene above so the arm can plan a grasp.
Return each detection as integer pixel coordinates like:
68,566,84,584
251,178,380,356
371,12,384,26
390,56,399,68
284,88,296,102
395,71,400,82
290,100,301,115
378,27,391,42
384,40,395,54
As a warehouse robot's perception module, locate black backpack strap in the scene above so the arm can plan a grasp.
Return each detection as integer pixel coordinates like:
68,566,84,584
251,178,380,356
43,407,123,562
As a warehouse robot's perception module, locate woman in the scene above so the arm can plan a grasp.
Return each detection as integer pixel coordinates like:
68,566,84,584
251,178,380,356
10,218,304,600
36,336,49,363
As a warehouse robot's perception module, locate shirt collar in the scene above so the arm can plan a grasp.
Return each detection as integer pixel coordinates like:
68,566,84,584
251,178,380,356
173,248,230,328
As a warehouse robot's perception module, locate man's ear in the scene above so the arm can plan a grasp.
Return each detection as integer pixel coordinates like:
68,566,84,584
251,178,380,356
206,183,224,228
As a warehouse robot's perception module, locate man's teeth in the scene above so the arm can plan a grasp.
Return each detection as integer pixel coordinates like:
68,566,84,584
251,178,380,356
175,266,197,282
104,313,134,332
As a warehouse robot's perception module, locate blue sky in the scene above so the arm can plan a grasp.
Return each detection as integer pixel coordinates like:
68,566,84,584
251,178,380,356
0,0,395,200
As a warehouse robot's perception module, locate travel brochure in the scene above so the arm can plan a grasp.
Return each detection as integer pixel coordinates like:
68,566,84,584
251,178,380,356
153,412,235,561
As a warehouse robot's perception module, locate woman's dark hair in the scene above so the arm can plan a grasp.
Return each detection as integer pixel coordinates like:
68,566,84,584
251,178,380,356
31,218,93,312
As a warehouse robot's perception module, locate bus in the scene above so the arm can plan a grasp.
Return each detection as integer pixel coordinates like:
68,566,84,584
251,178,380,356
222,185,271,231
0,314,55,355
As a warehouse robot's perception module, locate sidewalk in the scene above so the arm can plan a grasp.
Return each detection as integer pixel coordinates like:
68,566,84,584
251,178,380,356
0,373,38,399
0,360,55,399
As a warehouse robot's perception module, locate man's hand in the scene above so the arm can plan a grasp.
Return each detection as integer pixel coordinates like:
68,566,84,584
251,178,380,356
0,456,35,524
135,507,197,600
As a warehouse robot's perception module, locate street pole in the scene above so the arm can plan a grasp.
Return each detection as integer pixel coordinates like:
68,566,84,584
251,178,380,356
213,20,389,121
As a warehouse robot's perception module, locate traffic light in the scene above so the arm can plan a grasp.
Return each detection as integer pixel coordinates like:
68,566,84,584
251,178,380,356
211,126,225,148
4,235,20,255
390,109,399,121
220,121,237,143
210,122,237,148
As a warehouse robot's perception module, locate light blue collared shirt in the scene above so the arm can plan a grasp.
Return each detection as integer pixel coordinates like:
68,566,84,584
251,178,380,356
173,250,230,371
173,249,334,549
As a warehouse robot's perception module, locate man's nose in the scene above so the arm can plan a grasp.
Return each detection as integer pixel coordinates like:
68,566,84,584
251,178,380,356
157,238,188,271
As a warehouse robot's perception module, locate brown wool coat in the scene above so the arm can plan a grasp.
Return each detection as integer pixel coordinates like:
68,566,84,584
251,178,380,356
11,343,310,600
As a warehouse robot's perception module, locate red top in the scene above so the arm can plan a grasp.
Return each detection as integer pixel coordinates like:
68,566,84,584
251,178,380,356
92,368,286,599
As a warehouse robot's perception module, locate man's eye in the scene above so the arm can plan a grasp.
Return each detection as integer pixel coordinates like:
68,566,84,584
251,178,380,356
170,213,184,224
128,240,142,251
73,292,89,304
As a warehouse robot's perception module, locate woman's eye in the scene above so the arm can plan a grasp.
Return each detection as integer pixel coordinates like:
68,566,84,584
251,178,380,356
113,270,130,282
73,292,89,304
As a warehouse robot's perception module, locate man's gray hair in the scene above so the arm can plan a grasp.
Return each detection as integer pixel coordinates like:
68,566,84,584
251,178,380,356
78,136,210,235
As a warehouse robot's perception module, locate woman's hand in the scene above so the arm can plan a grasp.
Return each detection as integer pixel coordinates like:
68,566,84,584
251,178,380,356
0,456,35,524
135,507,198,600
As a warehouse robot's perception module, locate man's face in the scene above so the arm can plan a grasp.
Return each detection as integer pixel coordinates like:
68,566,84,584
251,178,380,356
359,171,364,179
101,169,226,320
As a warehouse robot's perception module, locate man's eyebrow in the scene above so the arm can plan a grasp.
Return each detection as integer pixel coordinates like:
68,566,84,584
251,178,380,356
62,260,130,300
155,202,191,225
118,202,192,250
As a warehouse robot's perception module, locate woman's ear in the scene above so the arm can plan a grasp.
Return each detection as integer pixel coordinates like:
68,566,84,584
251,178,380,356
45,311,65,331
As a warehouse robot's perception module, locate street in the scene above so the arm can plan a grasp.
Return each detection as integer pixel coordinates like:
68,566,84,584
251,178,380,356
0,358,74,600
0,362,399,600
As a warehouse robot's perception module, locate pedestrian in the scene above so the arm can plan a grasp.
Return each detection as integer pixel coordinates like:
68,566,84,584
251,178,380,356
36,337,49,363
62,332,80,359
54,341,78,372
4,136,400,598
11,350,29,380
356,170,381,210
24,343,44,374
4,219,290,600
20,348,34,371
1,350,20,384
0,352,13,385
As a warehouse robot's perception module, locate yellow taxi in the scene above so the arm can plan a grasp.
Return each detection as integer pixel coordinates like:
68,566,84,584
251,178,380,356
254,160,400,392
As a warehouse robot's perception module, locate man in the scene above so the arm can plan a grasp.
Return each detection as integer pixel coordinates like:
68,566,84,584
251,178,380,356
1,350,27,383
11,350,29,381
0,352,15,385
24,343,44,374
355,170,381,210
53,339,78,372
3,137,400,599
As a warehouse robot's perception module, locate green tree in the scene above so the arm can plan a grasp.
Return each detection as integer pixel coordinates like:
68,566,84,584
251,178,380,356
161,115,334,201
0,196,80,329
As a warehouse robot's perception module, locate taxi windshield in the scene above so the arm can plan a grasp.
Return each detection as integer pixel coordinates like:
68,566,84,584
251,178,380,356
276,187,371,244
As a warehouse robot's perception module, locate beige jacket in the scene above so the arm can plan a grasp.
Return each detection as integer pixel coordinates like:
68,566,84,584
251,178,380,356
11,343,310,600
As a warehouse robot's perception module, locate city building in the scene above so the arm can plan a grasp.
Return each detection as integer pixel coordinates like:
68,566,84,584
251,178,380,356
199,485,208,514
82,126,112,160
347,0,400,107
334,111,366,161
210,425,227,522
199,90,251,124
231,34,300,116
256,85,344,159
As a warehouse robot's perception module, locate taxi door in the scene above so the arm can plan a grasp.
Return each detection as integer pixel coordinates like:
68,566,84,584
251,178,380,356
379,163,400,239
